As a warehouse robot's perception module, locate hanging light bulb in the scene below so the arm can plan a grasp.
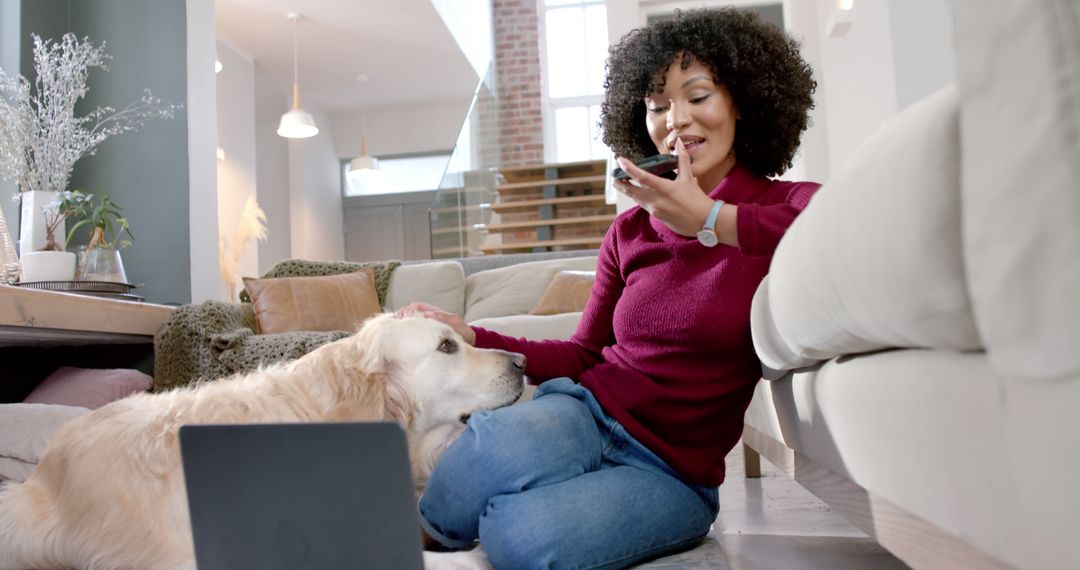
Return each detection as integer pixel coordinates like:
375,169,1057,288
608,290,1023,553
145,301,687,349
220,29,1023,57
277,13,318,139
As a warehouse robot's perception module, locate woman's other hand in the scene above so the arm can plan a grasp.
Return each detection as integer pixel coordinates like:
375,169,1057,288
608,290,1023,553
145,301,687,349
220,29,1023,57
394,302,477,345
613,138,716,237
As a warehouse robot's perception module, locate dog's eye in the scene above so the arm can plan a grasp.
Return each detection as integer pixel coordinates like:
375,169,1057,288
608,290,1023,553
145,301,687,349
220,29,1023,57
438,339,458,354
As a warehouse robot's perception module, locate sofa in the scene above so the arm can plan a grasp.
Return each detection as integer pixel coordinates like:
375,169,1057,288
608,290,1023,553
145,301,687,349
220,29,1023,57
153,250,598,392
741,2,1079,569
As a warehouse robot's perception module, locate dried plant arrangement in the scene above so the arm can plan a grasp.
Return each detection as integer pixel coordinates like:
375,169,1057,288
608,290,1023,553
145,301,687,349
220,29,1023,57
219,195,269,301
0,33,180,196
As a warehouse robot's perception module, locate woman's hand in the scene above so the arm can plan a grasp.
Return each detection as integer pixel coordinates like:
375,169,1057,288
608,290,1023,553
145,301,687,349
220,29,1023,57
613,138,716,237
394,302,477,345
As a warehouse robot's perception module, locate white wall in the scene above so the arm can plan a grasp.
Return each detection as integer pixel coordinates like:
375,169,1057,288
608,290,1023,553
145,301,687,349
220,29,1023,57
253,66,291,274
888,0,954,110
813,0,899,176
187,0,220,303
431,0,492,81
288,104,345,262
215,40,257,300
328,98,472,159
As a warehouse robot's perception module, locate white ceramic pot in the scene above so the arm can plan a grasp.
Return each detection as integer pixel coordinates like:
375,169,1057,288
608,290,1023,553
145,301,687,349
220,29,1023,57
18,190,59,257
19,251,76,282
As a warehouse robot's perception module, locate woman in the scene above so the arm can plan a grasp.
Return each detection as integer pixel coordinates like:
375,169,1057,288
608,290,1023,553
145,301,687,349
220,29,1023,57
403,8,819,569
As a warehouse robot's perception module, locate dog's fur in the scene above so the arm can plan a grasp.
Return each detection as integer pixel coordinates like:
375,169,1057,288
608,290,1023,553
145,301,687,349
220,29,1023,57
0,314,524,570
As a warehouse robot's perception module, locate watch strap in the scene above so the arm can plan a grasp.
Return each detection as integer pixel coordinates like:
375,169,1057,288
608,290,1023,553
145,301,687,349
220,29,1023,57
704,199,724,233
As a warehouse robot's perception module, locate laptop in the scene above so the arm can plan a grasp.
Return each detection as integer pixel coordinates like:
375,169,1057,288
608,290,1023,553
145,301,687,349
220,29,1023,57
179,422,425,570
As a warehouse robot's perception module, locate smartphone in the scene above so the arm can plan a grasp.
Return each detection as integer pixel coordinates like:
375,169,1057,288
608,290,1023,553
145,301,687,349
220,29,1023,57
611,154,679,181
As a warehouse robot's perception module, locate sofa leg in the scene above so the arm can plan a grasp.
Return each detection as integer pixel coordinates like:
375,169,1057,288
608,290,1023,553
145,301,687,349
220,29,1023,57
743,442,762,478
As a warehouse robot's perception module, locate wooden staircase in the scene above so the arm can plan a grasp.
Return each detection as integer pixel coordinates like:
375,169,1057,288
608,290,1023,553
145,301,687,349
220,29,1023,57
477,159,614,254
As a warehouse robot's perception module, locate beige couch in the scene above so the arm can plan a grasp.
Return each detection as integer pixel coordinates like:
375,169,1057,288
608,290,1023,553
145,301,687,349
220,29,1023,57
742,2,1079,569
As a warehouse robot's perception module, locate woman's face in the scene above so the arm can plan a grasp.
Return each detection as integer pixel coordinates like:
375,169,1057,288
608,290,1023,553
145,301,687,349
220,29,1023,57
644,57,738,193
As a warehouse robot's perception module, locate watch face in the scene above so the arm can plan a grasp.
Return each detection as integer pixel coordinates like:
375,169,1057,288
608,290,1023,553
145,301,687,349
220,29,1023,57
697,229,719,247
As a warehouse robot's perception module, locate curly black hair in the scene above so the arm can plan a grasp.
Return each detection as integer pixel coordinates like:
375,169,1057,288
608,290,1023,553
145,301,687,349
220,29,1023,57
601,8,816,178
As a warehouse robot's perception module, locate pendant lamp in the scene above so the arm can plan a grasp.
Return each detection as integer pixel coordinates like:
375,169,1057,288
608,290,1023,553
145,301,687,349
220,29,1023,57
277,12,319,139
348,136,379,172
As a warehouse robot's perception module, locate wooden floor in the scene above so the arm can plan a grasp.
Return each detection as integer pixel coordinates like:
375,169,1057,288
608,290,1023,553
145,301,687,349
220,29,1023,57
637,443,910,569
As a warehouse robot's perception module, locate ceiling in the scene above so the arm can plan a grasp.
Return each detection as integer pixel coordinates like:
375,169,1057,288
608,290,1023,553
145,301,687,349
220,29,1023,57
214,0,481,113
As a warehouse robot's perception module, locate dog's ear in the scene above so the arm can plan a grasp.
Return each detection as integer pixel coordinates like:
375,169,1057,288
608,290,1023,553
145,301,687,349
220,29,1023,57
349,314,396,375
383,368,414,426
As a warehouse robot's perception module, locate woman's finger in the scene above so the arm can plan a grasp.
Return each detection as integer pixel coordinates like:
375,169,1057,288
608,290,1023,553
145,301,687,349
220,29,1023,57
674,138,694,181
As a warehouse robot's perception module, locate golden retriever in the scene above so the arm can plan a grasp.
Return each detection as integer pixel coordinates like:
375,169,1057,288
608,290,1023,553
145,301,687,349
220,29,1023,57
0,314,524,570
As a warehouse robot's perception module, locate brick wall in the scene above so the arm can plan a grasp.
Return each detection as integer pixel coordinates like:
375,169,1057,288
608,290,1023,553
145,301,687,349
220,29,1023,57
494,0,545,167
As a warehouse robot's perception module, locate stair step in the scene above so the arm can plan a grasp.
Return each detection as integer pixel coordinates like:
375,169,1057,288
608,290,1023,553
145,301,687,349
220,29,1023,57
480,236,604,253
477,214,615,232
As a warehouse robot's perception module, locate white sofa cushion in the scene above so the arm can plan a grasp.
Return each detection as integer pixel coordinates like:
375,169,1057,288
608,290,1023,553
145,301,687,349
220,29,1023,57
0,403,89,482
953,0,1080,380
384,261,466,316
464,256,597,322
751,86,981,374
744,350,1080,570
469,312,581,342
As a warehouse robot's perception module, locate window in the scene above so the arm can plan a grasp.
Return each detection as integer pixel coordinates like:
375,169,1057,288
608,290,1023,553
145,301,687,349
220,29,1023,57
542,0,609,163
344,153,452,196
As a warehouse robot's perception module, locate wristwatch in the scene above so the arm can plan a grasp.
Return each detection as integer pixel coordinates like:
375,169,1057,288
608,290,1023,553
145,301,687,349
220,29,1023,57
696,199,725,247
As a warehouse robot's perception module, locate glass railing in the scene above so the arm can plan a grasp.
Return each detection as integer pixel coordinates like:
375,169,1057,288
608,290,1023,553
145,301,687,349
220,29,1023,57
428,64,500,259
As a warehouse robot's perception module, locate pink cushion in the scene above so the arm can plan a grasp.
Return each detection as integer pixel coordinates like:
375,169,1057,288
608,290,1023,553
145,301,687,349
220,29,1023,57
23,367,152,409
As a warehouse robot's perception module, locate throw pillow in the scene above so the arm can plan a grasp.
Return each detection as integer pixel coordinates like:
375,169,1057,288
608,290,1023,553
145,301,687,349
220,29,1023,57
529,271,595,315
243,268,381,334
23,367,151,409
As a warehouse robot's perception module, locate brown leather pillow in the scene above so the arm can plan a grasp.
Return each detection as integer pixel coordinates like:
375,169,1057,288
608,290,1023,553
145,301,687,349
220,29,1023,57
242,269,381,334
529,270,595,316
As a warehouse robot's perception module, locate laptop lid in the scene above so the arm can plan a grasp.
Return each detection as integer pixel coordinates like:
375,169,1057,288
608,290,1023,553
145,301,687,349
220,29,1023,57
179,422,424,570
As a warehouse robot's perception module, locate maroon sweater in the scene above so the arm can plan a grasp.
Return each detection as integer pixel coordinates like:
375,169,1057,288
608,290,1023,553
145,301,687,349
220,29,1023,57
473,165,819,486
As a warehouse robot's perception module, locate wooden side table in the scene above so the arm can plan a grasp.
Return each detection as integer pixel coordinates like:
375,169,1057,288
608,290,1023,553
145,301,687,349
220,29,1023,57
0,285,176,401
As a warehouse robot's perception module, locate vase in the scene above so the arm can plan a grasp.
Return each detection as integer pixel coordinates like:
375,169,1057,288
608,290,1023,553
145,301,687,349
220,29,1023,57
77,247,128,283
19,250,76,282
18,190,59,257
0,199,19,283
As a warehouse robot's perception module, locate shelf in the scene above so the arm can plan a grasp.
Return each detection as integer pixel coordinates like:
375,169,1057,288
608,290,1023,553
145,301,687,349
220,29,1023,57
490,194,608,212
477,214,616,232
480,236,605,253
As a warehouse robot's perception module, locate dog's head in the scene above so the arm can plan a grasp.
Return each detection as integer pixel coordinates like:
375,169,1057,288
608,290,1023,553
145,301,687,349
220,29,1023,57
347,314,526,429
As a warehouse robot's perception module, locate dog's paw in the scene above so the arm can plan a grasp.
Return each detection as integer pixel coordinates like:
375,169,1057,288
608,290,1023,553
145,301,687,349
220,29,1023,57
423,546,492,570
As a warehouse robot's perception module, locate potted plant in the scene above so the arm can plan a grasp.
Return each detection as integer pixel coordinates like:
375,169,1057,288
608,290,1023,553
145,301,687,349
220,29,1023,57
67,192,133,283
0,33,177,257
18,190,91,282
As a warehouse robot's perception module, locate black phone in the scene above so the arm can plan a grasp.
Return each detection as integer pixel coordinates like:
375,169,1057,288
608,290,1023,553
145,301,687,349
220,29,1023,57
611,154,680,181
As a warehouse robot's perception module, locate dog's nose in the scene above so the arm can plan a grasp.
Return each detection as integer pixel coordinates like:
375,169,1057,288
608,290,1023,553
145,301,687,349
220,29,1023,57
512,353,526,370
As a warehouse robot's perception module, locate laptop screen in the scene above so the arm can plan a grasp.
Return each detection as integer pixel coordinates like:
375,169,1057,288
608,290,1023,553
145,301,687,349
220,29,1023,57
180,422,424,570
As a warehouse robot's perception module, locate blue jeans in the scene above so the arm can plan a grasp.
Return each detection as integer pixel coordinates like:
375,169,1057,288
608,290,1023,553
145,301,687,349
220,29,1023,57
418,378,719,570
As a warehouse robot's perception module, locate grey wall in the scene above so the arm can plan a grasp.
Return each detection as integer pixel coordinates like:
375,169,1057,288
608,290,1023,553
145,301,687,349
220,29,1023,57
0,0,20,238
15,0,191,304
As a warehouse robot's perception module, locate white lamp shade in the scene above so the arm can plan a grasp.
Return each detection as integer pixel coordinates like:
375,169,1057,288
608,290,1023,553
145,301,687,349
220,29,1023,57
349,154,379,172
277,108,319,139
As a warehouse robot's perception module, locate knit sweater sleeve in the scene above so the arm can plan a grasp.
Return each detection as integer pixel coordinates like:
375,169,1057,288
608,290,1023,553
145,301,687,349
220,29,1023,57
735,182,820,257
471,224,624,384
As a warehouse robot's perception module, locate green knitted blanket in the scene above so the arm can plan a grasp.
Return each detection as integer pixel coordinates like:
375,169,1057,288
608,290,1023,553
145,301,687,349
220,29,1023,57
153,259,401,393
